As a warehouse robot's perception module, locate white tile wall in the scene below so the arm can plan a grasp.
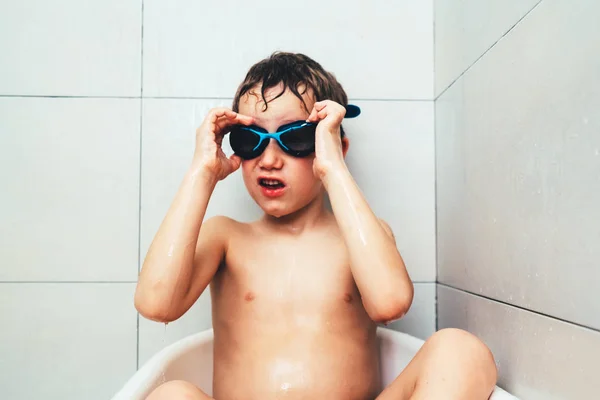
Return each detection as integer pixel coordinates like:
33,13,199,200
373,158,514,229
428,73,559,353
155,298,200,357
0,283,137,400
387,283,435,340
0,98,140,281
0,0,141,96
143,0,433,99
436,0,600,330
438,285,600,400
346,101,436,282
434,0,540,96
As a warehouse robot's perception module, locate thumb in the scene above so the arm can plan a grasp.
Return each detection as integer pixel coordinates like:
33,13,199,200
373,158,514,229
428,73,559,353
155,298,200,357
226,154,242,174
307,105,319,123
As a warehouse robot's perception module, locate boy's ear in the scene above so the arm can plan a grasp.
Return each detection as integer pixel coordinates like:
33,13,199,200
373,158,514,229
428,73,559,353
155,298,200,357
341,137,350,157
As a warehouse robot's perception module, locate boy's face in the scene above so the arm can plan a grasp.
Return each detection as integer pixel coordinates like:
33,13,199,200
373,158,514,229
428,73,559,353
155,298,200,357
236,84,323,217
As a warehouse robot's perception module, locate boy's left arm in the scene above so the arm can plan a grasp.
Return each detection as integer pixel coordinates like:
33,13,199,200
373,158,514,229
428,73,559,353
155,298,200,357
307,100,414,324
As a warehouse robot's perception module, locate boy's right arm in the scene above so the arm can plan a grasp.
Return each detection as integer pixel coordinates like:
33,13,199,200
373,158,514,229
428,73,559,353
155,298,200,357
134,108,254,323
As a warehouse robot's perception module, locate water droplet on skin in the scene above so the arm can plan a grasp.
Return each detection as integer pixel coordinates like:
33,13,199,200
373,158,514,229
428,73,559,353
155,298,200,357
161,323,168,384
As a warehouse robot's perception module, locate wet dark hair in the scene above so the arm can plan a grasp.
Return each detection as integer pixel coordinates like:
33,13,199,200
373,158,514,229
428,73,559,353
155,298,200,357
232,51,349,137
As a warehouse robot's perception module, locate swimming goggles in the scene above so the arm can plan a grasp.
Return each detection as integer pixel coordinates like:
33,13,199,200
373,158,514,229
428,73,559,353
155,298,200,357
228,104,360,160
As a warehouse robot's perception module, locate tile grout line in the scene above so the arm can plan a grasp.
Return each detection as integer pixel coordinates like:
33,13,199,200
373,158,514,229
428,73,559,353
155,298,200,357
434,0,545,101
0,281,138,283
136,0,145,372
432,0,439,333
437,282,600,334
0,94,141,99
0,95,435,102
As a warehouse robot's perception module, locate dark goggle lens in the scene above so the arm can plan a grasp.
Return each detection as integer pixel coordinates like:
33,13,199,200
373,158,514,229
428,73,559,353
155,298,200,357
280,124,316,156
229,126,264,158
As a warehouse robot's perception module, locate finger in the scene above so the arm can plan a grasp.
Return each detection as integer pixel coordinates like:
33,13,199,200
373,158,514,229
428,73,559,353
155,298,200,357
306,105,320,122
226,154,242,174
314,101,328,111
207,107,235,122
229,111,255,125
215,113,255,135
208,108,253,128
317,106,345,122
204,108,231,134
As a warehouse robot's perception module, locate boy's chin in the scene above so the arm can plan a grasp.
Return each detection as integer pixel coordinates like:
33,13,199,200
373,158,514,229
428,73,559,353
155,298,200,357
258,199,307,218
260,204,293,218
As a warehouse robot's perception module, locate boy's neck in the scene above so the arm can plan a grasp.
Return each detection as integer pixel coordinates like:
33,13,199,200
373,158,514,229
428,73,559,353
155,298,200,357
260,193,332,234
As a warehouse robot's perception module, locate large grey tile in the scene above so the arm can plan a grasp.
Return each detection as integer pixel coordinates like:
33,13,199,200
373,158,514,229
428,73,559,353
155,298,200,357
140,99,263,263
0,0,141,96
139,289,212,366
143,0,433,99
436,0,600,329
0,283,137,400
346,101,435,282
387,283,435,340
438,285,600,400
0,98,140,281
434,0,540,96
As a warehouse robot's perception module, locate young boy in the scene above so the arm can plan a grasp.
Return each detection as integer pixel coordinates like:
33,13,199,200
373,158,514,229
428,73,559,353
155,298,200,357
135,52,497,400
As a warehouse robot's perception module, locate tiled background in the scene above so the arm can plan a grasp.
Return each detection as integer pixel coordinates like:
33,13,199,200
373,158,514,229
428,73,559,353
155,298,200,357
435,0,600,398
1,0,598,399
0,1,434,399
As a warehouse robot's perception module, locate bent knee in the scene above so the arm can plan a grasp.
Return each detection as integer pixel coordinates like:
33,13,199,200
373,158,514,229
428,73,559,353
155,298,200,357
429,329,497,381
146,380,211,400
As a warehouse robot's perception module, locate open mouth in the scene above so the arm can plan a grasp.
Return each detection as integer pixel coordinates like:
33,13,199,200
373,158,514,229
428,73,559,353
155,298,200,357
258,178,286,189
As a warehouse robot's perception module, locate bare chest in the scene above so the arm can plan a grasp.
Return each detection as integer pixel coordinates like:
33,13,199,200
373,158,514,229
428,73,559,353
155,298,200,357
211,234,369,327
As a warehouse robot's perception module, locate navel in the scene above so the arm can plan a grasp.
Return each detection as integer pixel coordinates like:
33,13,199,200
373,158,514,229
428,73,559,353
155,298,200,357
244,291,256,302
343,293,353,303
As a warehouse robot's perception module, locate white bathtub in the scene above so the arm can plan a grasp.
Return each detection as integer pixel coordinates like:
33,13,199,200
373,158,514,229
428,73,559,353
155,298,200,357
111,328,517,399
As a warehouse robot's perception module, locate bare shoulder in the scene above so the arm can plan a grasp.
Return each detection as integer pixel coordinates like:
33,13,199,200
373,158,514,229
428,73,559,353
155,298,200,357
377,218,396,242
198,216,257,263
201,215,246,237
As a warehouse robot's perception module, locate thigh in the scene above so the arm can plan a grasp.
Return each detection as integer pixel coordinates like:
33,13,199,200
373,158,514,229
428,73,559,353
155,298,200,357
145,380,213,400
376,329,497,400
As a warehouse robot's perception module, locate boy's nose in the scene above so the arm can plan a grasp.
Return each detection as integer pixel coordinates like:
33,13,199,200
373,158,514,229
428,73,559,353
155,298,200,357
258,139,284,170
